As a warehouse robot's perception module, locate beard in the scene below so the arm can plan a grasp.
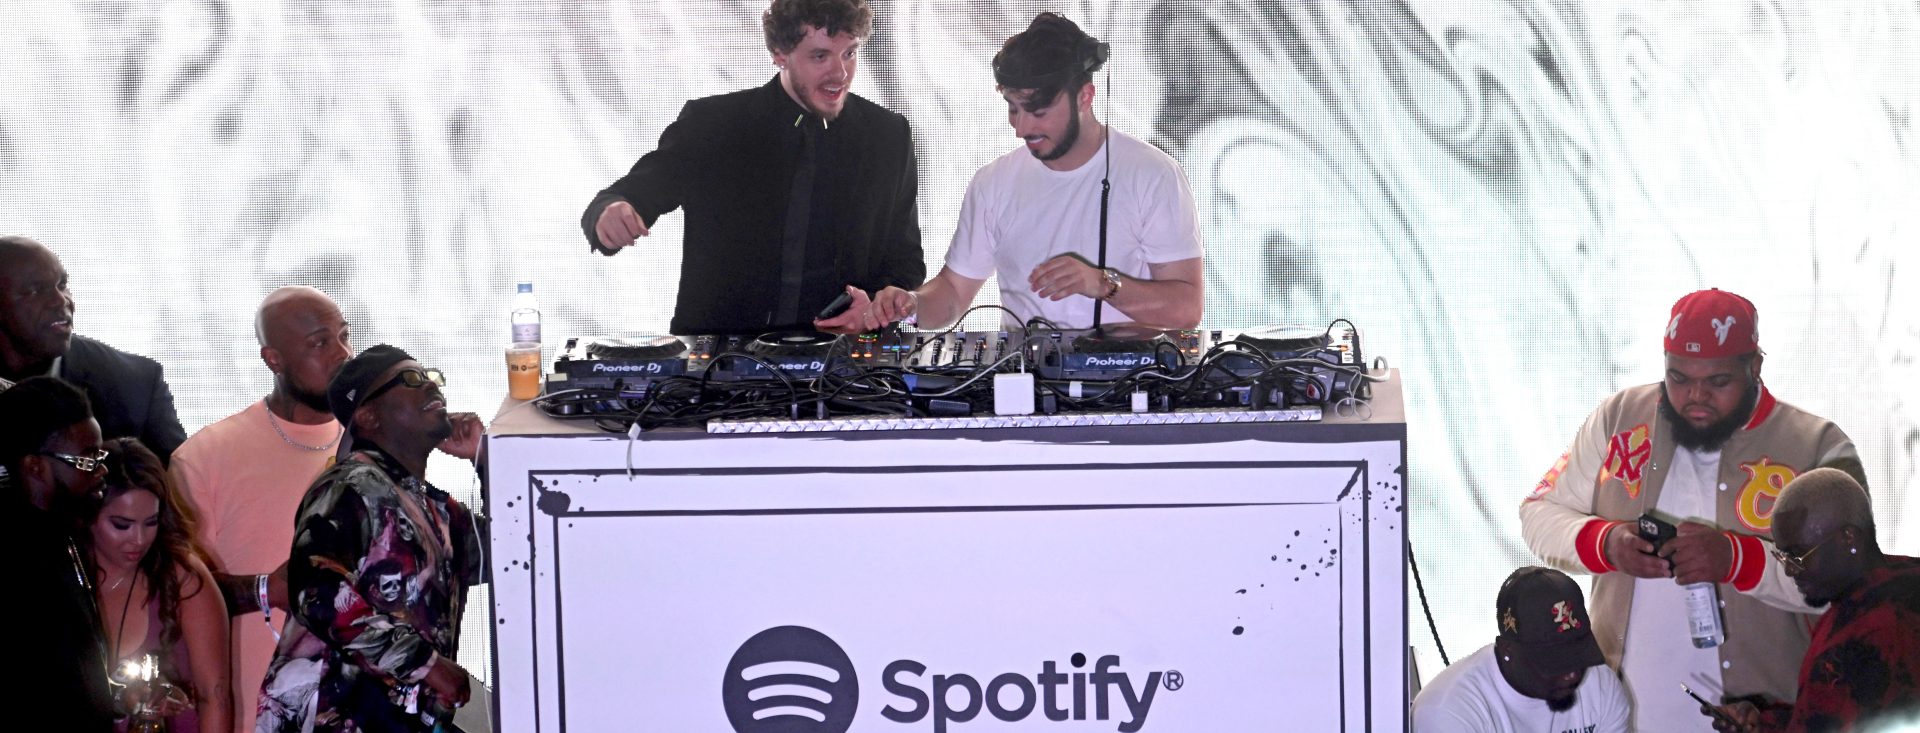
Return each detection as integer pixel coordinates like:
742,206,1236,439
791,76,845,122
291,383,332,413
1545,693,1577,712
1658,384,1758,452
1034,103,1083,162
425,410,455,445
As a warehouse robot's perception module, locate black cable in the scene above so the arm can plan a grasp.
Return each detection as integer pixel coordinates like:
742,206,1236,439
1090,62,1113,330
1408,543,1449,666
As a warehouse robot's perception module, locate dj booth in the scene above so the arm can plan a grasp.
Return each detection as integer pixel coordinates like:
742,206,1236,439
483,355,1409,732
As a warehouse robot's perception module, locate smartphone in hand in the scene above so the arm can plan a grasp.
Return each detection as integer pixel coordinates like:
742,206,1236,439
1638,513,1677,549
816,291,855,321
1682,683,1741,729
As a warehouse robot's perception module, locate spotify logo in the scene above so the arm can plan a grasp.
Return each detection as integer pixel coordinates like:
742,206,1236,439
722,626,860,733
725,627,1180,732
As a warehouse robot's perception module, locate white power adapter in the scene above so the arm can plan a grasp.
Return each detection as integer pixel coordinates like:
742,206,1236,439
994,372,1037,415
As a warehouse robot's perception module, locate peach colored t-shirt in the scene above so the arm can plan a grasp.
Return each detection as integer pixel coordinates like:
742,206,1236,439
171,400,341,733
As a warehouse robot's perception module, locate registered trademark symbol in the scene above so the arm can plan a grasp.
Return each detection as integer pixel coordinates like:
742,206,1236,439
1163,670,1185,691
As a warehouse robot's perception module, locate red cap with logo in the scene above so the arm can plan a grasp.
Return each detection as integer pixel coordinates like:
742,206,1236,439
1664,288,1759,358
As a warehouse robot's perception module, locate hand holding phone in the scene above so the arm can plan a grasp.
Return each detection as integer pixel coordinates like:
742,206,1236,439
1683,684,1748,731
1603,514,1674,578
817,291,855,321
1638,513,1677,548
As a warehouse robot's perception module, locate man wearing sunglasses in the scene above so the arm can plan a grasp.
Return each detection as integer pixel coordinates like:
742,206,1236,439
0,376,117,731
1520,289,1868,731
1700,468,1920,732
257,345,487,732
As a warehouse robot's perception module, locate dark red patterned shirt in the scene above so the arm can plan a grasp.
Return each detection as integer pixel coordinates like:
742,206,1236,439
1756,555,1920,732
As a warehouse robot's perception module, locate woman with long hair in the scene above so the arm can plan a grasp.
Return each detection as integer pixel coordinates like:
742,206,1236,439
84,438,231,733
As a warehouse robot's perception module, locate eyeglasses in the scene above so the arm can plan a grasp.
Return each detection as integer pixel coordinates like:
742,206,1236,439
1770,533,1840,574
362,367,446,406
39,449,110,474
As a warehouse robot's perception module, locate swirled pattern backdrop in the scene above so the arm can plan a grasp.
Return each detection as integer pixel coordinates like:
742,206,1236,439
4,0,1915,690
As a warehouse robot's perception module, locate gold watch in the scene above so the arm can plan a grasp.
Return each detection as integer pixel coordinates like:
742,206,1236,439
1099,268,1123,300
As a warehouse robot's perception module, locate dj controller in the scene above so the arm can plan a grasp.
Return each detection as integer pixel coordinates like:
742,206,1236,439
538,322,1372,431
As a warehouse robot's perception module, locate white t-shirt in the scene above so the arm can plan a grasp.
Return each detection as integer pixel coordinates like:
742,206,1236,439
1620,446,1727,732
944,128,1203,330
1412,644,1629,733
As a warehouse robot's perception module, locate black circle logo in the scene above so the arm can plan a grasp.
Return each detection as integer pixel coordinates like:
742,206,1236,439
722,626,859,733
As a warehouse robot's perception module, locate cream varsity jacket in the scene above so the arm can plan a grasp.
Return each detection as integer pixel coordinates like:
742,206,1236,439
1519,383,1865,703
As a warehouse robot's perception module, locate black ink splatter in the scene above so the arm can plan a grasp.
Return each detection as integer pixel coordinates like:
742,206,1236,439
536,488,572,516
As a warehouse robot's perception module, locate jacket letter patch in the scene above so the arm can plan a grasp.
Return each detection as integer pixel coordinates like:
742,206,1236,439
1599,424,1653,499
1736,457,1797,532
1530,450,1571,501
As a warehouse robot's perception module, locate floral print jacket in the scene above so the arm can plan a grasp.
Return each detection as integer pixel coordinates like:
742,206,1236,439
256,449,485,732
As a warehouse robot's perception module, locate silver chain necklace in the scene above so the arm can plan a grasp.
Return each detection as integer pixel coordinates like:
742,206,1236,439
266,401,343,452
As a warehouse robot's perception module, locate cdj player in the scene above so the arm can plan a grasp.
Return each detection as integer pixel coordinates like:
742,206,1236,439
538,320,1371,426
547,335,687,394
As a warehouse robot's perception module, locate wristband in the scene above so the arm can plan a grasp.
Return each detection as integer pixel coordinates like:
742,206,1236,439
258,573,281,641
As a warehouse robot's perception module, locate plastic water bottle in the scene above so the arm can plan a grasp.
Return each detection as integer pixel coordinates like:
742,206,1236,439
510,282,541,345
1685,582,1724,648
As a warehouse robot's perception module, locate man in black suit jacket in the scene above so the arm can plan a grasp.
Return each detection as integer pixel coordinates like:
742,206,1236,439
581,0,923,336
0,236,187,463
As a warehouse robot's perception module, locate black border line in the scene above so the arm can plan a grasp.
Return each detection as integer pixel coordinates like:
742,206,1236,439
1362,460,1372,732
528,459,1371,481
1401,434,1411,732
519,458,1375,731
493,418,1406,447
555,500,1332,519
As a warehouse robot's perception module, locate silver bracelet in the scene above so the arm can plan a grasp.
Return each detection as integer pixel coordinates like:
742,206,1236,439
258,573,281,641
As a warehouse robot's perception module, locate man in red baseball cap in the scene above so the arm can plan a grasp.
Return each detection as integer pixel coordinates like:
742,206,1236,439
1520,288,1869,731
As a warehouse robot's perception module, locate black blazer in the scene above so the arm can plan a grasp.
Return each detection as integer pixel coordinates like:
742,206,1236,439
1,498,116,732
583,76,925,335
63,335,187,464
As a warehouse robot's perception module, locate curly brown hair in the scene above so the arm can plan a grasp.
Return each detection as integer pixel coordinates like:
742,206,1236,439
83,437,212,693
762,0,872,54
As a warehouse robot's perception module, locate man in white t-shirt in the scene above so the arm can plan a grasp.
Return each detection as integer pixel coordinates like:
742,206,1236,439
171,285,352,731
866,12,1204,332
1414,566,1630,732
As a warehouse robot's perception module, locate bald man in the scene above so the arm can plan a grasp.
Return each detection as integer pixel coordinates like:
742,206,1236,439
171,286,353,732
0,235,186,461
1704,468,1920,732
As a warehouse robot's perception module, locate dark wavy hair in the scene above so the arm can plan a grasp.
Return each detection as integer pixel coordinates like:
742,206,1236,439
993,12,1107,110
82,438,212,690
762,0,872,54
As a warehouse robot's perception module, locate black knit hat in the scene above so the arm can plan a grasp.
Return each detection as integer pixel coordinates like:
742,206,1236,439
327,344,415,449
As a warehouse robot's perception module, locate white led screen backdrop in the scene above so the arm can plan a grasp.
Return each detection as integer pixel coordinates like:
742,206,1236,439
4,0,1916,694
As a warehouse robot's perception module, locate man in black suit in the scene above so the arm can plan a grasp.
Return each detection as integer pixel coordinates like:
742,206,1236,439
581,0,923,336
0,235,187,463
